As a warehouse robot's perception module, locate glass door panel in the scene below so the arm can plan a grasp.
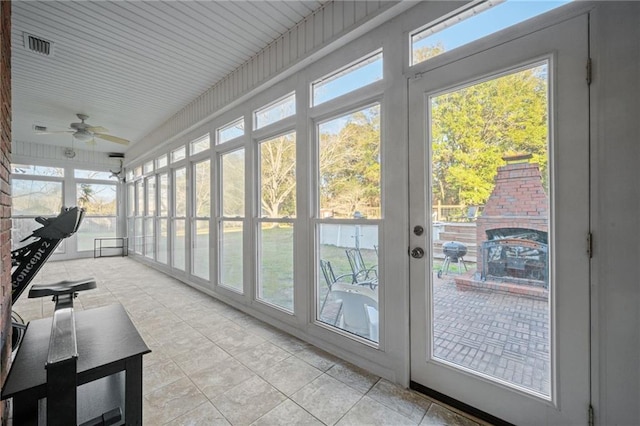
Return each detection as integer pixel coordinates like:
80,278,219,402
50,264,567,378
430,63,551,396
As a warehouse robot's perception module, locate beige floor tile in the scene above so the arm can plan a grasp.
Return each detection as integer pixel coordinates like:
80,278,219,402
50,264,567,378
327,361,380,394
269,333,311,354
260,356,323,396
235,341,291,374
291,374,363,425
29,259,485,426
212,376,286,425
251,400,323,426
143,377,208,425
166,401,231,426
143,358,187,394
216,329,266,356
158,331,213,359
190,358,256,399
420,403,480,426
336,396,417,425
366,380,433,423
173,342,231,376
295,346,340,372
200,320,247,342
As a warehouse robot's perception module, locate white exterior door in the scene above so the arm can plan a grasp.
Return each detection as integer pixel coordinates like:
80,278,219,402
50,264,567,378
409,14,590,425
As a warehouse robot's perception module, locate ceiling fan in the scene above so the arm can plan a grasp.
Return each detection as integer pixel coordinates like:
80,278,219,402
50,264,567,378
35,113,129,145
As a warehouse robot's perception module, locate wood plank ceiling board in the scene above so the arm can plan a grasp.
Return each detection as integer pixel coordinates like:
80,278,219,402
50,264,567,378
11,0,326,154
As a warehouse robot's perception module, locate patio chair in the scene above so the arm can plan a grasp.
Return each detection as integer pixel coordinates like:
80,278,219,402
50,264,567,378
319,259,350,325
331,283,379,341
345,248,378,287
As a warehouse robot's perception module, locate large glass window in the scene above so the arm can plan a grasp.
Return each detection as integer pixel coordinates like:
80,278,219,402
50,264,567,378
318,104,381,219
13,164,63,177
11,169,64,244
254,93,295,130
171,146,186,163
134,179,144,254
428,63,551,396
411,1,568,65
312,51,383,106
172,167,187,270
217,117,245,144
74,169,114,180
192,160,210,280
156,154,168,170
190,134,211,156
76,182,117,251
145,176,156,258
316,104,382,343
219,148,245,292
144,161,154,175
12,179,63,216
157,173,169,264
257,132,296,311
127,184,135,217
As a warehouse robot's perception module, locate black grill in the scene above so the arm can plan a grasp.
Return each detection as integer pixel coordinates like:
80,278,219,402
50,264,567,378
437,241,468,278
442,241,467,261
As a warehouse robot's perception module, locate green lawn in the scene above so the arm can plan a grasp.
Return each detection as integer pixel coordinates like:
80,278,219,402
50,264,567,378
217,226,378,312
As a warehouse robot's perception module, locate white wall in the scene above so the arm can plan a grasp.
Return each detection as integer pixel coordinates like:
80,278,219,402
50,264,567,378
590,3,640,424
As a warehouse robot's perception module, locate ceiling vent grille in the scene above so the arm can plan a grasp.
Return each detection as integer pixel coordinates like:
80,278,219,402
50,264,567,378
23,33,55,56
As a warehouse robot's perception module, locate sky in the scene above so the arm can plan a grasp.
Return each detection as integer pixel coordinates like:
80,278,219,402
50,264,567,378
412,1,571,55
316,1,569,136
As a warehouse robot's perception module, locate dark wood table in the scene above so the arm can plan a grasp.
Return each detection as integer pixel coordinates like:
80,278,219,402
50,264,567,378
2,303,151,425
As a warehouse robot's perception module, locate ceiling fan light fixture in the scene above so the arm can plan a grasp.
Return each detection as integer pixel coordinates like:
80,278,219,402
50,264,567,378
73,130,93,142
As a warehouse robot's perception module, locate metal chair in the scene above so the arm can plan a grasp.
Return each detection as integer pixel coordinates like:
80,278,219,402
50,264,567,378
345,248,378,287
319,260,350,325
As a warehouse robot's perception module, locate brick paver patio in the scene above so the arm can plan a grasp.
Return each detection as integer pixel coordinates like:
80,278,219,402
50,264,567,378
433,274,550,395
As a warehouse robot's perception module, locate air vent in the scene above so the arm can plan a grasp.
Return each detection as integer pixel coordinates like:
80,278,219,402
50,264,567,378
23,33,55,56
34,125,47,132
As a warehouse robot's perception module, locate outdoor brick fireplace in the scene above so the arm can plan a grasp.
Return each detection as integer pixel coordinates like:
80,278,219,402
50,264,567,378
456,154,550,298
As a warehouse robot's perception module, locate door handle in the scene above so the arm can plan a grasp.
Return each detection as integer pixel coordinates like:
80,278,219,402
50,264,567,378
410,247,424,259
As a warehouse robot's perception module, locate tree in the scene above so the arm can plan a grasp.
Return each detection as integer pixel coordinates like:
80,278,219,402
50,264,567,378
260,133,296,218
221,149,245,217
319,106,381,217
427,59,549,206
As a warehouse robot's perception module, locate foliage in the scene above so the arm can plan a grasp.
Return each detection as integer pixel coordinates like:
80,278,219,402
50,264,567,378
77,183,117,215
194,160,211,217
260,133,296,218
319,105,381,218
428,58,549,206
221,149,245,217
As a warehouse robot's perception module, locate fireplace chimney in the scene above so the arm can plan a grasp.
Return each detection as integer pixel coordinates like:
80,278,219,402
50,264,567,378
476,154,549,266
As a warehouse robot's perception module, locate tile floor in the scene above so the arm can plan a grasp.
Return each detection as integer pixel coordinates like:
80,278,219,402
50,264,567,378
11,257,488,426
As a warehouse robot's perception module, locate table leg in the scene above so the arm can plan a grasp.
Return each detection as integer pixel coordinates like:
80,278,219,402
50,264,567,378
12,394,39,426
125,355,143,425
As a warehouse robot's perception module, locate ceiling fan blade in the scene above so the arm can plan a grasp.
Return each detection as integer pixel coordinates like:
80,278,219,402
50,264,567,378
35,130,74,135
86,126,108,133
94,133,129,145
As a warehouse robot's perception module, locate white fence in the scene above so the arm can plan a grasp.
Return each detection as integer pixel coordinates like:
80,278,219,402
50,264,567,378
319,224,377,250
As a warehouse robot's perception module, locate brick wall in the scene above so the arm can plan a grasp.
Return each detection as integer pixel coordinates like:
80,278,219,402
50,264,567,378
0,2,10,424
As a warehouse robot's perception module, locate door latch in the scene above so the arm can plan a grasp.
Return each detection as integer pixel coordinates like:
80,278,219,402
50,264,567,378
410,247,424,259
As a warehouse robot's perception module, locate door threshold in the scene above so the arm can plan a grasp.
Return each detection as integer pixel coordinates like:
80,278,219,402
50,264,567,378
410,381,514,426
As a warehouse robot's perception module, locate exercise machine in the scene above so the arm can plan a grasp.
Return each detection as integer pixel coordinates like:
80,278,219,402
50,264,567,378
11,206,85,351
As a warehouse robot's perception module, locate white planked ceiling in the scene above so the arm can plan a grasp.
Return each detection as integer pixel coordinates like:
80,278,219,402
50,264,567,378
11,0,326,154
